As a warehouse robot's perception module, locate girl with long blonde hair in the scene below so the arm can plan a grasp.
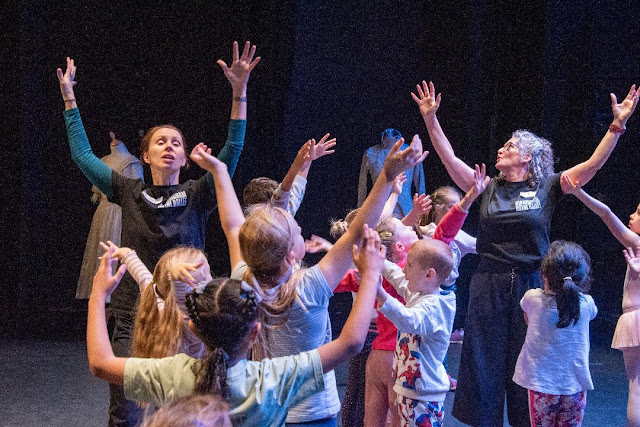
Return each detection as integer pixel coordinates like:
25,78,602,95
105,243,212,359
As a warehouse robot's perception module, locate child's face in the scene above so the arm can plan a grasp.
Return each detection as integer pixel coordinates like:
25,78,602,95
289,216,305,262
402,247,431,294
629,203,640,234
392,218,419,258
434,194,460,224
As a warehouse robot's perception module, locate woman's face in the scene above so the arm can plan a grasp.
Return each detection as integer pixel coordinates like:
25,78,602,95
629,203,640,234
143,127,186,173
496,137,528,173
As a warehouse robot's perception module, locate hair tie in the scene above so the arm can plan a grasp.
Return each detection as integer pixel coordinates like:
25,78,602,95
563,276,572,281
241,281,263,304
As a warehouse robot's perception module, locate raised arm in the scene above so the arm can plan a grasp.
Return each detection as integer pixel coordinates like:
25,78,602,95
57,57,114,197
382,172,406,218
190,144,245,269
100,241,152,291
317,226,383,373
563,176,640,248
562,85,638,188
216,41,261,178
402,193,432,226
318,135,429,288
432,164,489,244
87,245,128,385
412,81,474,191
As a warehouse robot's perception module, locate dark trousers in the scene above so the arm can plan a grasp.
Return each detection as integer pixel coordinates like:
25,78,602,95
452,266,540,427
108,311,143,427
341,329,377,427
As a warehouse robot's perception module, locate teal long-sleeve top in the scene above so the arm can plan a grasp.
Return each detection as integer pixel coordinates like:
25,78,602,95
63,108,246,199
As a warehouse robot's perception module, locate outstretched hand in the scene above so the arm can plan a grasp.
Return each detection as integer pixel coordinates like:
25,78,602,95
92,243,127,298
471,164,490,195
305,235,334,254
99,241,131,261
392,172,407,195
611,84,639,126
561,174,582,196
412,193,432,216
56,57,77,101
623,246,640,275
217,41,261,93
411,80,441,118
382,135,429,181
190,143,225,172
169,261,204,287
352,224,386,278
309,133,337,161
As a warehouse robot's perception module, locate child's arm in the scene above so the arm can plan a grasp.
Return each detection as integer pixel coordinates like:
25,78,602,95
380,259,413,301
190,145,245,270
401,193,432,226
305,234,334,254
433,164,489,244
100,241,152,291
317,226,384,373
376,284,435,336
273,134,336,215
87,245,129,384
623,246,640,275
562,85,638,189
563,176,640,248
318,135,429,288
382,172,406,218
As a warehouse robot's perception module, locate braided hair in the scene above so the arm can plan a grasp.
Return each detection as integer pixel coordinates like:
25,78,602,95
184,278,260,399
541,240,592,328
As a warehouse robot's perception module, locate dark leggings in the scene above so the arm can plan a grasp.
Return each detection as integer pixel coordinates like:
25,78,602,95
452,264,540,427
108,312,143,427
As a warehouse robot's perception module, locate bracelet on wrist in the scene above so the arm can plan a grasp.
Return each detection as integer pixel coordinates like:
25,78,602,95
63,98,76,103
609,123,626,135
233,96,247,102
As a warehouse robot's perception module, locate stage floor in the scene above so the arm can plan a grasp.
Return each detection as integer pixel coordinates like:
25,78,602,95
0,316,628,426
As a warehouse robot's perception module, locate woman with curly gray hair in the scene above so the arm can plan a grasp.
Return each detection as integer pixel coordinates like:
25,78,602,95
412,80,638,427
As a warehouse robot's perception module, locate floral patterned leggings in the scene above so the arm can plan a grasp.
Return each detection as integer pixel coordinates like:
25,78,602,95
397,396,444,427
528,389,587,427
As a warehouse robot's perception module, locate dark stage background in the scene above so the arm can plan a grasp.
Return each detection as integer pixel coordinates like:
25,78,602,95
3,1,640,337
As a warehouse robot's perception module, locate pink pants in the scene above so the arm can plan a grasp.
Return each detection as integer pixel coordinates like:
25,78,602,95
364,349,401,427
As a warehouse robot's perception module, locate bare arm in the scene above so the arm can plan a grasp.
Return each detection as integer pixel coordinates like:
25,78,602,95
318,136,429,288
382,172,405,218
563,175,640,248
190,145,245,269
402,193,432,226
562,85,638,187
87,245,128,385
318,227,384,373
412,81,474,191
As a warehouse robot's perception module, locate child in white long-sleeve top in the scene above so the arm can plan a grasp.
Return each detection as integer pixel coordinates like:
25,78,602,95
375,164,489,426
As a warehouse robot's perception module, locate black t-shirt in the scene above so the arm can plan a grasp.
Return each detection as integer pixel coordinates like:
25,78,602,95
108,171,215,312
476,172,563,270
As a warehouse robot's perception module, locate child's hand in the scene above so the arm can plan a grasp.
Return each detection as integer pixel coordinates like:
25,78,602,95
412,193,432,216
561,174,582,196
392,172,407,195
411,80,441,119
92,244,127,299
99,241,131,261
190,143,225,172
352,225,386,278
305,235,333,253
623,246,640,274
169,261,204,287
382,135,429,181
309,133,336,161
470,164,490,195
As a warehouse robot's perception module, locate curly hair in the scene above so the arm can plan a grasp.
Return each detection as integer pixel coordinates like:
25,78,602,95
498,130,555,186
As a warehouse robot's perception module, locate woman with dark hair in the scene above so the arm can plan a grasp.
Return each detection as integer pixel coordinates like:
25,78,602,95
412,80,638,426
57,41,260,427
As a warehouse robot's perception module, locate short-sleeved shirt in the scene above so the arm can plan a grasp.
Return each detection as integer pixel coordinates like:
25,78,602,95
124,350,324,427
109,174,214,311
513,288,597,395
476,172,563,270
231,262,340,423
